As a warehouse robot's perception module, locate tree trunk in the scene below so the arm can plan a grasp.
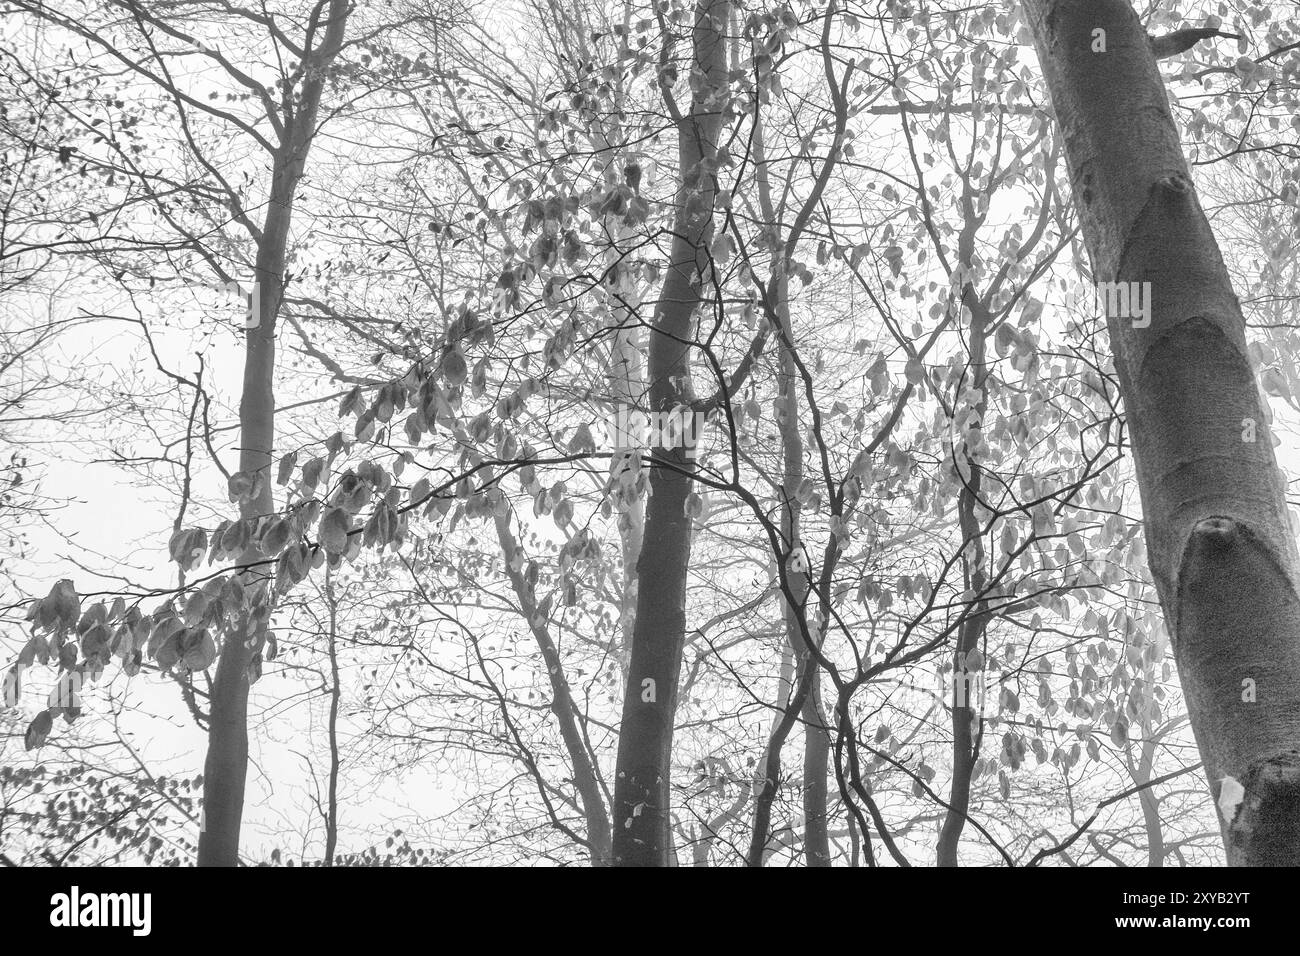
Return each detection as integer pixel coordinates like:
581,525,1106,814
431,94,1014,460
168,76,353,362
606,216,646,670
1131,737,1165,867
494,510,613,865
754,290,832,867
740,8,849,862
611,0,729,866
323,566,341,866
1025,0,1300,865
936,289,991,866
198,0,350,866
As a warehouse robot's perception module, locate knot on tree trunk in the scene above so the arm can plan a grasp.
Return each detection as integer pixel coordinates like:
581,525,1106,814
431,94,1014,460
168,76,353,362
1192,516,1239,551
1154,173,1192,196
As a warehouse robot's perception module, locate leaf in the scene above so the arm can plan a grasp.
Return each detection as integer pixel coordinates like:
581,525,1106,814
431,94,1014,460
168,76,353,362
1020,298,1044,325
228,470,255,503
319,508,352,554
339,386,365,418
155,630,183,671
24,710,53,751
552,497,574,528
276,451,298,486
147,616,184,659
994,322,1015,358
567,423,595,455
301,456,326,492
1261,367,1290,399
168,527,191,564
1110,716,1128,747
262,517,292,557
81,624,111,666
443,349,468,387
41,579,81,632
183,631,218,671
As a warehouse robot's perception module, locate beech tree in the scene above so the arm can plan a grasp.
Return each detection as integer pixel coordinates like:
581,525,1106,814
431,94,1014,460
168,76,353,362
1025,0,1300,865
610,0,731,866
12,0,1300,870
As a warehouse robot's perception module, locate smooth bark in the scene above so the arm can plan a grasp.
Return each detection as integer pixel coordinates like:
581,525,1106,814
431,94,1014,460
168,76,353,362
611,0,729,866
198,0,351,866
1025,0,1300,865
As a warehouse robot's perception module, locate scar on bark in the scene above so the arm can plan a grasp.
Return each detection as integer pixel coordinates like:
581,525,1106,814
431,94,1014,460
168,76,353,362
1177,516,1296,632
1114,175,1195,285
1223,752,1300,865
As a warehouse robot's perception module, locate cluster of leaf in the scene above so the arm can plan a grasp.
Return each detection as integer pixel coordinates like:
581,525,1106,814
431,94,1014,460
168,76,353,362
0,754,198,865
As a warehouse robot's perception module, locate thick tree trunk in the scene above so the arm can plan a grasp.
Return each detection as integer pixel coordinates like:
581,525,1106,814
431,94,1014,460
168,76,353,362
611,0,729,866
198,0,350,866
1025,0,1300,865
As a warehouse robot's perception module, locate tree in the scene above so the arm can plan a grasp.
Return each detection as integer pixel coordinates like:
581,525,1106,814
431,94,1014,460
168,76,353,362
196,0,352,870
610,0,731,866
1025,0,1300,865
10,0,1277,870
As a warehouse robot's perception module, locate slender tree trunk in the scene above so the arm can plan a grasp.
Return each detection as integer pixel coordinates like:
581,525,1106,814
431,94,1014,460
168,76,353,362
198,216,282,867
494,510,613,865
323,566,341,866
1130,737,1164,868
198,0,350,866
607,219,646,670
751,638,795,864
936,292,991,866
611,0,729,866
739,13,849,862
767,292,832,867
1026,0,1300,865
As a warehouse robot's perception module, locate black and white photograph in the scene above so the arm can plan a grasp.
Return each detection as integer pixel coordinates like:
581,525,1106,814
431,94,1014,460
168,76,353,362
0,0,1295,931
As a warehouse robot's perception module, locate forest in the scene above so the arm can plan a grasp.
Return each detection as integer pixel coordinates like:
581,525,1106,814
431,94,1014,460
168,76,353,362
2,0,1300,869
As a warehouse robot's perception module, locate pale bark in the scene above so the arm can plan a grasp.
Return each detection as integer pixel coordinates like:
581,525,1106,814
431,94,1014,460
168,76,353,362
1025,0,1300,865
606,219,646,668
